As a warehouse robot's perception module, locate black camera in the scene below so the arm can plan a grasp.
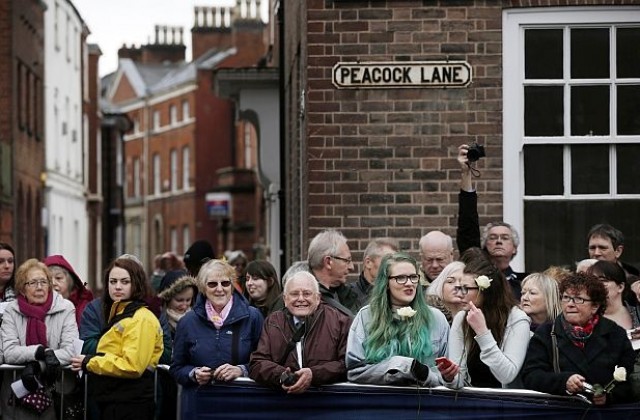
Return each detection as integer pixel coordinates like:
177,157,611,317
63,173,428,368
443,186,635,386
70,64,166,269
467,142,486,162
279,370,297,386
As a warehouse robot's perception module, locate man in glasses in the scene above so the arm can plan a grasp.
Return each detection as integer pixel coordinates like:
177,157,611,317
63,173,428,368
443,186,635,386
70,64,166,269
250,271,352,393
307,229,358,317
456,144,527,299
348,237,399,311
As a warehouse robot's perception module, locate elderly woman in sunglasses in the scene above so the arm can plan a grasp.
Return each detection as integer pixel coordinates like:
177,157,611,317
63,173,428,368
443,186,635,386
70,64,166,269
523,272,635,405
170,260,263,415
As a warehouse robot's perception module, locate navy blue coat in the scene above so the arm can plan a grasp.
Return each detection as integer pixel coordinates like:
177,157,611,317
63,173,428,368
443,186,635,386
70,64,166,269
170,290,263,387
522,315,635,404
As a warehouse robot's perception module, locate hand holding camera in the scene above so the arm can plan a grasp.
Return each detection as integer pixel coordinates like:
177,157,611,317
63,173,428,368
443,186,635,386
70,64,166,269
279,368,298,387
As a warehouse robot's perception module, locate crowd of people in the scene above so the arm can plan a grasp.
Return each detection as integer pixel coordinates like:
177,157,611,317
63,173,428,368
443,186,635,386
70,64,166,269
0,144,639,419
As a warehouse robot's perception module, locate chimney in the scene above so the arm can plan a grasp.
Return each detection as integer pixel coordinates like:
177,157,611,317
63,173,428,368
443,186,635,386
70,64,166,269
139,25,186,64
118,43,143,62
230,0,267,65
191,6,233,60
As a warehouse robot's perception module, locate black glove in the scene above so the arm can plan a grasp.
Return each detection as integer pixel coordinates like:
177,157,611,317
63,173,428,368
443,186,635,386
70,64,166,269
411,359,430,383
21,361,41,393
43,349,61,385
35,345,46,361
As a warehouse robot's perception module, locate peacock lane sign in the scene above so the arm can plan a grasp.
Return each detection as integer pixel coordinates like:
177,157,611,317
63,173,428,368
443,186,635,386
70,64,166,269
332,61,472,89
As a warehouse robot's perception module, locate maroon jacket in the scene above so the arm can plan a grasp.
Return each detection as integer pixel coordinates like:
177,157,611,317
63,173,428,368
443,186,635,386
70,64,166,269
249,304,351,389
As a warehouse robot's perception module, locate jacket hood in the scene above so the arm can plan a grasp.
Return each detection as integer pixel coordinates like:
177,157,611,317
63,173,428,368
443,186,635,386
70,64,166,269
44,255,84,290
158,274,198,303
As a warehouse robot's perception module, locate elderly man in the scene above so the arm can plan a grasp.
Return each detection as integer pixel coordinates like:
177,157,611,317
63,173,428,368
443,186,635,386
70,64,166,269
307,229,358,316
456,144,527,298
249,271,352,393
587,223,639,278
348,237,399,310
419,231,454,284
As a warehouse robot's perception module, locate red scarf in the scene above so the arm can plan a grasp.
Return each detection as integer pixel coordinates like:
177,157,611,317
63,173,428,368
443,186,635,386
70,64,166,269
561,314,600,349
17,292,53,346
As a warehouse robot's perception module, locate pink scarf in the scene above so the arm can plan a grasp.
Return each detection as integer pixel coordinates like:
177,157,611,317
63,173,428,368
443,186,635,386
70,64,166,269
17,292,53,346
206,295,233,329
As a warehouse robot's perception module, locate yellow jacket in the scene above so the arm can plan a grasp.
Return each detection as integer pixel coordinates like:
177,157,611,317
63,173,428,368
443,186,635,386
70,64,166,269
87,301,163,378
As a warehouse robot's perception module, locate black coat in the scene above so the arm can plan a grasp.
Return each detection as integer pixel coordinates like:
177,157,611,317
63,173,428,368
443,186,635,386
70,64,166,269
522,315,635,403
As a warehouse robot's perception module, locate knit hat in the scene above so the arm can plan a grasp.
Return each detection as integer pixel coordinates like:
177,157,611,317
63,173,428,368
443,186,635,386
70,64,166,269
158,269,188,294
184,240,215,266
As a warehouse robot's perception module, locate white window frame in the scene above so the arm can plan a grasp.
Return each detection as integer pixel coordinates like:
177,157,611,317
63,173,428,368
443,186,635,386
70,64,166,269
153,153,161,195
182,100,190,120
503,6,640,271
182,146,190,190
133,158,140,197
182,225,190,254
170,149,178,192
170,105,177,125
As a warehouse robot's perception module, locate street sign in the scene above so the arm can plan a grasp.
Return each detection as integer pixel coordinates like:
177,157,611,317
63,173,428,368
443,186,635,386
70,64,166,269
332,61,472,89
206,192,231,218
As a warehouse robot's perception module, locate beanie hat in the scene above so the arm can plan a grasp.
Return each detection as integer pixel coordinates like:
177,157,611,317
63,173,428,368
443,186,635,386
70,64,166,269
158,269,189,294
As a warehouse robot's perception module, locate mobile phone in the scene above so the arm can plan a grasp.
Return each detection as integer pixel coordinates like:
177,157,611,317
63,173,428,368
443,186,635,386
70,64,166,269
435,357,452,369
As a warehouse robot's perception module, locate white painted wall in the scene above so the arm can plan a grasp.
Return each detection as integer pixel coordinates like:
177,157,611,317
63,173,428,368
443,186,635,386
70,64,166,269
43,0,89,281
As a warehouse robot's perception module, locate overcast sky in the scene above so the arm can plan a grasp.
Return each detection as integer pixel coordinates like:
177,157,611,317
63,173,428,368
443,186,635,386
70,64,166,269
73,0,267,77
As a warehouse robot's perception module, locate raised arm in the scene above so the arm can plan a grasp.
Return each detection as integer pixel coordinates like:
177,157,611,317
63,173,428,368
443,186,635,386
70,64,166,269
456,144,481,254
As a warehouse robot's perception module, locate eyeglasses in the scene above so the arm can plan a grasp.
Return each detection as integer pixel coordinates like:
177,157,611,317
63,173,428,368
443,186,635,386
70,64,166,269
561,295,592,305
453,285,480,295
25,279,48,288
389,274,420,285
487,234,512,242
330,255,353,264
286,290,315,299
206,280,232,289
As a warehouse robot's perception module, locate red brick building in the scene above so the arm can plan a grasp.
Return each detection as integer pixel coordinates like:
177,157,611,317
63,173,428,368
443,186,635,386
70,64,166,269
0,0,46,259
280,1,640,272
103,4,268,269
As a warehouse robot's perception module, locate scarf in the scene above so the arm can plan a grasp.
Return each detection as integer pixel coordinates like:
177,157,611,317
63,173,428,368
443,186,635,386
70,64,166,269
206,295,234,329
18,292,53,346
561,313,599,349
166,307,190,332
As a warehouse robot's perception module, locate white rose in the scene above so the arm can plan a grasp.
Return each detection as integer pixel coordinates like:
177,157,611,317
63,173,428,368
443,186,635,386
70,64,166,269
475,275,492,290
613,365,627,382
396,307,417,319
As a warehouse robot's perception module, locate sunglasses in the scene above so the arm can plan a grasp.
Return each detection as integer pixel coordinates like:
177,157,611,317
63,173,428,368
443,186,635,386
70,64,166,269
206,280,232,289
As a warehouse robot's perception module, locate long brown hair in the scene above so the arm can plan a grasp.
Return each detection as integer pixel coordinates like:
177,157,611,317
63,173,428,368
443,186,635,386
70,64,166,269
102,257,151,321
460,248,517,361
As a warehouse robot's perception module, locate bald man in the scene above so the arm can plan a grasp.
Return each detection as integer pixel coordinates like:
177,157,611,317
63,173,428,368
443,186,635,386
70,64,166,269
418,231,454,283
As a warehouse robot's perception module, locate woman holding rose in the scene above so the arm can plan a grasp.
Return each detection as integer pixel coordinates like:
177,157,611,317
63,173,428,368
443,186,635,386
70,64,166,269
346,253,450,386
522,272,635,405
443,249,530,389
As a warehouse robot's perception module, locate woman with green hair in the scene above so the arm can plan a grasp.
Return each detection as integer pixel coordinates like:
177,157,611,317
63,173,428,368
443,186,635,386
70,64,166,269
346,253,450,385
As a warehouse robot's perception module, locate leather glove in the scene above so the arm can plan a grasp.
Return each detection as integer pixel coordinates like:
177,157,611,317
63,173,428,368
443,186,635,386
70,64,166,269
35,345,46,361
43,349,61,386
411,359,431,383
21,361,41,393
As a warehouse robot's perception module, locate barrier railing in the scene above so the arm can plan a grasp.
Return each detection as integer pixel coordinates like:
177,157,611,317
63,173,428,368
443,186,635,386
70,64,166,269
3,364,640,420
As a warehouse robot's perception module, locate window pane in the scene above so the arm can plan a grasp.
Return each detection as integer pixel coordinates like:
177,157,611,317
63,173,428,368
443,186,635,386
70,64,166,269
571,144,609,194
571,86,609,136
524,145,563,195
617,85,640,135
571,28,609,79
524,86,563,136
524,200,640,271
617,27,640,78
617,144,640,194
525,29,563,79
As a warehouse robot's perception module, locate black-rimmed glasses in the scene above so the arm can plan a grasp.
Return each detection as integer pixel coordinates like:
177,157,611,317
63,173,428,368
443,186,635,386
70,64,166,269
206,280,232,289
389,274,420,285
330,255,353,264
453,285,480,295
561,295,592,305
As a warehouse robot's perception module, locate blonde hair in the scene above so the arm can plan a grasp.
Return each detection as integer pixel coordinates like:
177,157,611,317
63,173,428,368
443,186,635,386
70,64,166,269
196,259,236,293
15,259,52,293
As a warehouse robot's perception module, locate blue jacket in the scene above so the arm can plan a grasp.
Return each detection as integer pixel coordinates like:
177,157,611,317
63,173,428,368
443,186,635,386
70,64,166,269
170,291,263,387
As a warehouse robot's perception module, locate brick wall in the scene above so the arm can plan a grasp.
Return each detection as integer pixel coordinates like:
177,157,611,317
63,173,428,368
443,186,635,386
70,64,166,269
285,0,637,267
